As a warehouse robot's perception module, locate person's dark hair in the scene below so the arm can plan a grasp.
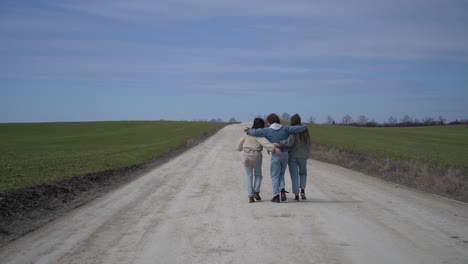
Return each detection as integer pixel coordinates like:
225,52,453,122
290,114,310,144
290,114,301,126
299,128,311,144
252,118,265,129
266,113,280,125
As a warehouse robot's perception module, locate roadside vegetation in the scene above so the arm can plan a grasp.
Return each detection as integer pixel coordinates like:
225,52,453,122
0,121,225,193
307,124,468,201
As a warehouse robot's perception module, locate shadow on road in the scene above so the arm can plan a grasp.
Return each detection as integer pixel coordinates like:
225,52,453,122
293,198,362,204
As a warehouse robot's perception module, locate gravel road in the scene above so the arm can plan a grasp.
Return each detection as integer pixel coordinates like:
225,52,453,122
1,124,467,264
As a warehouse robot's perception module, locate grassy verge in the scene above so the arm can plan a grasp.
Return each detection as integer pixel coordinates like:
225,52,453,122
0,121,226,193
308,124,468,202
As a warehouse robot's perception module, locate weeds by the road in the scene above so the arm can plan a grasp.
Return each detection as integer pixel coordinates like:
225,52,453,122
311,143,468,202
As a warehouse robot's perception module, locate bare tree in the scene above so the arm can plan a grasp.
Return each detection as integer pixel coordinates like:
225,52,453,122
342,115,353,125
281,112,291,122
228,117,237,123
326,115,335,125
387,116,397,126
438,115,446,125
308,116,316,124
401,115,413,126
367,119,378,127
358,115,368,126
422,116,435,125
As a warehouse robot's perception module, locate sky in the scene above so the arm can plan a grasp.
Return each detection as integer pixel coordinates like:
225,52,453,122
1,0,467,123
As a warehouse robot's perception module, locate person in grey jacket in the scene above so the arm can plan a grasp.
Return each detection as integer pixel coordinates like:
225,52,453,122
276,114,311,200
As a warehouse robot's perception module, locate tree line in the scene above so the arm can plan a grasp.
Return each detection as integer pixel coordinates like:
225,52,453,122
194,117,238,123
318,114,468,127
253,112,467,127
203,114,467,127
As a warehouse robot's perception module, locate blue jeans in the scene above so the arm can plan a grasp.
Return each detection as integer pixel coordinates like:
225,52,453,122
271,152,289,196
288,157,307,194
242,149,263,197
244,161,263,197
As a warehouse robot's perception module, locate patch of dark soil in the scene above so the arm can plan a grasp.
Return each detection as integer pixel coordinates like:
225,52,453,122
311,143,468,203
0,126,225,247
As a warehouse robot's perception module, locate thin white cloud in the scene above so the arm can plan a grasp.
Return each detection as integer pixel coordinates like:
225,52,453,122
3,0,467,61
49,0,333,21
47,0,467,22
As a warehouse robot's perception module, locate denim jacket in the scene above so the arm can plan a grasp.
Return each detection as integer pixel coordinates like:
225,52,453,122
246,123,307,148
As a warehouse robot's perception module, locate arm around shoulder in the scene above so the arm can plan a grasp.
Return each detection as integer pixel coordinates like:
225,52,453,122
247,128,267,137
278,134,295,147
255,137,276,152
286,125,307,134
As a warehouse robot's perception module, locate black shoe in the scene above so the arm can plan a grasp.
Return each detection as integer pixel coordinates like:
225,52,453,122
271,195,280,203
294,194,299,201
280,188,289,201
301,193,306,200
249,197,255,203
253,192,261,201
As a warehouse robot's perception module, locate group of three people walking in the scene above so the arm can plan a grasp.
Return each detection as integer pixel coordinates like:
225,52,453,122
237,113,311,203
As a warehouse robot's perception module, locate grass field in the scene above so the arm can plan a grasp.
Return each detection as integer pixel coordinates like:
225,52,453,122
307,124,468,171
0,121,225,193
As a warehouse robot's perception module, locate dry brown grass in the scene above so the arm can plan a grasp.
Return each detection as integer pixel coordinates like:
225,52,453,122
311,143,468,202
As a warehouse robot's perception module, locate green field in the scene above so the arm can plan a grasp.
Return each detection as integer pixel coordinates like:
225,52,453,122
307,124,468,171
0,121,225,193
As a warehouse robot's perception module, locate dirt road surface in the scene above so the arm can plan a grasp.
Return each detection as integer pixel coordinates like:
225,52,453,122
1,124,468,264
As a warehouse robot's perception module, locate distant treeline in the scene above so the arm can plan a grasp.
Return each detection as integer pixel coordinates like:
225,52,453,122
255,112,468,128
325,115,468,127
335,119,468,127
195,117,238,123
202,114,468,127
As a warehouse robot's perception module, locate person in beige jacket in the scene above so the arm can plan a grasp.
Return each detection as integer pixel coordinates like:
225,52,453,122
237,118,281,203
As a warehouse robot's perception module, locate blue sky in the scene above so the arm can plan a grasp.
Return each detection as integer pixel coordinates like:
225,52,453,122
1,0,467,123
